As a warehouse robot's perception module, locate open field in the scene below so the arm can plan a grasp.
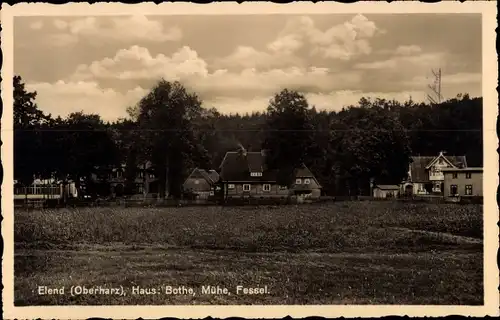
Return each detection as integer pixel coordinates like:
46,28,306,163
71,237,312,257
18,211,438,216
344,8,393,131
14,201,483,305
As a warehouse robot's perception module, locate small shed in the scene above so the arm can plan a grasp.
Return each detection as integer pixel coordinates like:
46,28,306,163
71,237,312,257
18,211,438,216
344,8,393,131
373,185,400,199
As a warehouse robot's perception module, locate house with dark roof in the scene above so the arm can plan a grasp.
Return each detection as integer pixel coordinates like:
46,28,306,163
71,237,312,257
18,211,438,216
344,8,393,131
183,168,220,199
218,147,321,200
402,151,468,195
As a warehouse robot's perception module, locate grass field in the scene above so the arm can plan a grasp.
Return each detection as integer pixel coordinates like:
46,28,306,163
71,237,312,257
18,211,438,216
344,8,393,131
14,201,483,305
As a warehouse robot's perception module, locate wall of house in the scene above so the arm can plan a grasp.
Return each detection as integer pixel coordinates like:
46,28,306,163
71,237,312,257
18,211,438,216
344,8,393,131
183,177,211,192
428,159,454,182
444,172,483,197
412,183,429,195
225,183,290,197
293,177,320,189
373,189,399,198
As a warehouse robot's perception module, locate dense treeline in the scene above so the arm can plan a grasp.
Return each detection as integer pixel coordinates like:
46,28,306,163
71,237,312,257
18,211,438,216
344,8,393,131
14,75,483,197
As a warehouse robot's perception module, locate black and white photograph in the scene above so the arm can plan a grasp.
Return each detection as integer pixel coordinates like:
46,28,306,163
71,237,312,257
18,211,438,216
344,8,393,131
1,2,498,319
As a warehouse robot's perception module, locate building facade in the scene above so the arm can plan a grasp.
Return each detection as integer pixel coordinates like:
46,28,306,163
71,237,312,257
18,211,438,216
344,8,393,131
401,152,468,195
373,185,400,198
218,148,321,200
442,167,483,198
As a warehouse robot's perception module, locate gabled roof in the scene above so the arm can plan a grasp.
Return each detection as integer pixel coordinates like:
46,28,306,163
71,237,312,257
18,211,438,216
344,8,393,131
409,155,467,183
185,168,218,185
219,151,277,182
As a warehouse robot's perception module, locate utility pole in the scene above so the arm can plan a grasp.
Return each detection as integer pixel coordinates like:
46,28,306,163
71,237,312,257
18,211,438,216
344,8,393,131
427,68,443,105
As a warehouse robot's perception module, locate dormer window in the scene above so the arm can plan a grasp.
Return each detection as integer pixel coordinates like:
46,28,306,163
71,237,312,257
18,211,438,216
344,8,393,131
304,178,311,185
295,178,302,184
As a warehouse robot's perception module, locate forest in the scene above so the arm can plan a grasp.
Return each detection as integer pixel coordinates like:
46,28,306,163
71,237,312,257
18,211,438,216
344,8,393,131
13,75,483,197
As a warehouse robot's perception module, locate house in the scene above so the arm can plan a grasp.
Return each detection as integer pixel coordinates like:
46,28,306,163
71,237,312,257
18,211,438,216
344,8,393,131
91,161,159,197
218,147,321,200
442,167,483,198
183,168,220,199
401,151,467,195
373,185,400,199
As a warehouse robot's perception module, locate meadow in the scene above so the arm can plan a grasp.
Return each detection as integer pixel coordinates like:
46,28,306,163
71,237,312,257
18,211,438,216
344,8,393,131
14,201,483,305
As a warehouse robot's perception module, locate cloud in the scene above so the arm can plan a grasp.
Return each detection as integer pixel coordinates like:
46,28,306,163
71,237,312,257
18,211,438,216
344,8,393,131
354,52,446,70
30,21,43,30
406,72,482,87
46,15,182,46
72,45,208,81
267,34,303,54
277,14,379,60
213,45,302,70
214,14,379,70
395,45,422,56
70,45,363,101
26,81,147,121
53,19,68,30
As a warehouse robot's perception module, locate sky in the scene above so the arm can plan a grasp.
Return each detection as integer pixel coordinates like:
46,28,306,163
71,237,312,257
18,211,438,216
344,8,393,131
14,13,482,121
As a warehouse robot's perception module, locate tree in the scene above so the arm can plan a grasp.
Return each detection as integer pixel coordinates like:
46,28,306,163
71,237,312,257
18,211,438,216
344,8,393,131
13,75,52,187
262,89,317,186
59,112,120,196
129,79,209,199
332,98,412,196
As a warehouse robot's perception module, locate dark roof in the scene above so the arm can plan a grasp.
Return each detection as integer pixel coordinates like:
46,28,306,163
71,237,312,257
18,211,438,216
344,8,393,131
294,166,314,178
219,151,278,182
207,170,220,183
374,184,400,190
410,155,468,182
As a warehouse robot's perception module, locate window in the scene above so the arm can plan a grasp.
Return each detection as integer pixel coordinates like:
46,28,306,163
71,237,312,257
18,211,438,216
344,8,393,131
304,178,311,185
465,185,473,195
279,185,288,190
209,191,214,196
450,184,458,196
194,179,199,185
250,172,262,177
149,174,155,179
138,185,144,193
466,172,472,179
228,184,235,190
243,184,251,191
138,171,144,178
452,173,458,179
295,178,302,184
263,184,271,192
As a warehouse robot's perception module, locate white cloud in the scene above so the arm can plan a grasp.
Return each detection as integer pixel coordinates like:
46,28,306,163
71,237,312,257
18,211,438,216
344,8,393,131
26,81,147,122
30,21,43,30
395,45,422,56
214,45,301,70
46,15,182,46
355,52,446,71
267,34,303,54
407,72,482,87
71,16,182,42
53,19,68,30
276,14,379,60
72,45,208,81
71,46,362,100
215,14,379,70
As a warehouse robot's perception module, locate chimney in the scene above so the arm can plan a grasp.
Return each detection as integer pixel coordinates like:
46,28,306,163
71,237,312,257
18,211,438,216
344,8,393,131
237,144,247,157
